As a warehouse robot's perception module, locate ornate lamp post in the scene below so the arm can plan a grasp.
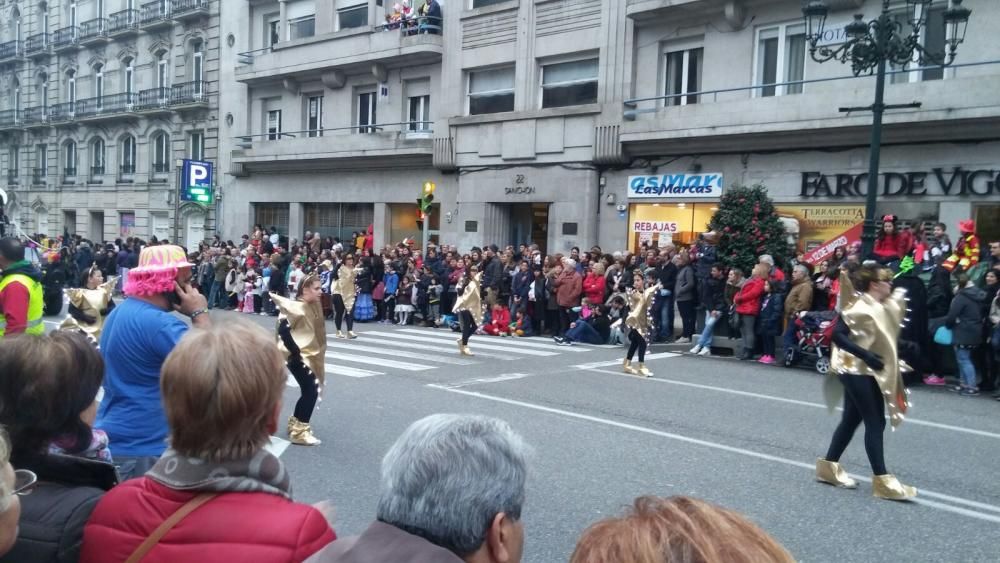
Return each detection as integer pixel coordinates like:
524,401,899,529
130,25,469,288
802,0,971,257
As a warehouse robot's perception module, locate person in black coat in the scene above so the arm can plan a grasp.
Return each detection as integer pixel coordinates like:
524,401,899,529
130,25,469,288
892,257,929,385
945,274,986,395
655,256,678,342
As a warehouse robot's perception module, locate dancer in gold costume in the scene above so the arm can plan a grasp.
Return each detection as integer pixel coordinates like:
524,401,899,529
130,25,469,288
332,254,359,339
60,265,118,344
623,272,661,377
816,263,916,501
452,264,483,357
272,273,327,446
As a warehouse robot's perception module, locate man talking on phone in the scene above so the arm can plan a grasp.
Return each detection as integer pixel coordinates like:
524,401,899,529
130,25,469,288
97,245,211,480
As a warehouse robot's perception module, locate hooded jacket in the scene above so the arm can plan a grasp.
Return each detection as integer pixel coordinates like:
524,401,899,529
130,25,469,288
945,285,986,346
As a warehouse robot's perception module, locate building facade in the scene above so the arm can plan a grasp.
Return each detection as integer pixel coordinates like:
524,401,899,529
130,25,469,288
0,0,222,247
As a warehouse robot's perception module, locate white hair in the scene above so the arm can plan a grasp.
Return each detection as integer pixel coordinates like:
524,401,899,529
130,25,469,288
759,254,775,266
376,414,530,556
794,264,810,278
563,258,577,269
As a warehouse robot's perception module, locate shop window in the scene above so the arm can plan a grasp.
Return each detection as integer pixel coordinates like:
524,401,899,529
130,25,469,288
541,58,598,109
664,46,702,106
627,202,716,253
755,23,806,97
254,203,290,236
468,67,515,115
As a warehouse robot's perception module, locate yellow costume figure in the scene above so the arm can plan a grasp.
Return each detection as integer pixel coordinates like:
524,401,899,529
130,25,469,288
622,280,660,377
271,288,326,446
331,262,361,338
452,270,483,356
60,276,118,343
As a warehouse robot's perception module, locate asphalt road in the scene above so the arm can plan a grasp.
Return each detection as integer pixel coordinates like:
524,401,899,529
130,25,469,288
44,309,1000,562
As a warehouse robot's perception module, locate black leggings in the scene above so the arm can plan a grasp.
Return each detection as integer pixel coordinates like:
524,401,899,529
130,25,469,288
332,294,354,331
459,310,476,345
824,374,888,475
626,328,647,362
287,355,319,423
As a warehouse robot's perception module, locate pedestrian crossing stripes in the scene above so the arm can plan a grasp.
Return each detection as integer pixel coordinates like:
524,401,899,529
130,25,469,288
571,352,680,370
395,328,591,352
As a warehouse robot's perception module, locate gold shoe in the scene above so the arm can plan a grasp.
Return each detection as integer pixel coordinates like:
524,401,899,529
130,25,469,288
287,415,298,437
461,345,475,357
623,359,638,375
636,363,653,377
347,331,358,339
815,458,858,489
289,420,321,446
336,330,345,339
457,338,464,354
872,474,916,501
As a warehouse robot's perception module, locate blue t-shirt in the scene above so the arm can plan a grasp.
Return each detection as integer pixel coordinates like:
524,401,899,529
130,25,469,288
96,298,188,457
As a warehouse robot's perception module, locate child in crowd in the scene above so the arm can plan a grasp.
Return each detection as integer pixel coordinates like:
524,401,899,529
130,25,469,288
242,271,259,313
382,264,400,324
484,303,511,336
756,280,784,365
510,308,533,337
428,275,443,326
395,276,415,325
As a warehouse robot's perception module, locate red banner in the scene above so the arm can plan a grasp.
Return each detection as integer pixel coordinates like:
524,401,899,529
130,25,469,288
803,223,864,265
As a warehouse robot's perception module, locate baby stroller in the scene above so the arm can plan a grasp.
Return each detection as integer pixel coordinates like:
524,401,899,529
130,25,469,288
783,310,838,374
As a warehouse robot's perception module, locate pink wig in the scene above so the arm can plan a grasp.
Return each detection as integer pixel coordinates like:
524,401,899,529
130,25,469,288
124,266,180,297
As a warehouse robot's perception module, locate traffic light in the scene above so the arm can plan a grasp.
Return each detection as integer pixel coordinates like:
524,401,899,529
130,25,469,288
420,181,436,214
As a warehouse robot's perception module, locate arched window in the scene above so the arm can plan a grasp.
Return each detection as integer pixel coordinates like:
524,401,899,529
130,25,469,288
40,3,49,35
37,73,49,111
122,57,134,95
156,52,168,90
191,40,203,97
93,64,103,98
13,9,21,43
151,132,169,174
90,138,105,178
66,70,76,104
64,140,77,177
12,79,19,112
119,134,136,175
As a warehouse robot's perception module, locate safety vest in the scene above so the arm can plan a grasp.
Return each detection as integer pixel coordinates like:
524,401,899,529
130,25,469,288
0,273,45,337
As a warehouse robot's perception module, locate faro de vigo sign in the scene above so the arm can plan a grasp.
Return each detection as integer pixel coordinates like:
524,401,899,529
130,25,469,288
628,173,724,199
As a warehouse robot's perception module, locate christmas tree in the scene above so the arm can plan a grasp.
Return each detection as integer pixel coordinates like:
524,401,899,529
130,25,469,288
708,184,790,274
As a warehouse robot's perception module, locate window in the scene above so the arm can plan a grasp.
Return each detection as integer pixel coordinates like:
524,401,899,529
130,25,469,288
267,18,280,47
8,146,19,176
67,71,76,104
64,141,76,176
307,95,323,137
124,60,134,94
97,0,104,16
152,133,169,173
36,144,47,174
755,24,806,97
468,67,515,115
892,6,947,83
289,16,316,39
541,58,598,108
90,139,105,176
157,54,169,91
94,64,104,108
189,131,204,160
42,9,49,35
12,82,19,112
664,46,703,106
337,3,367,29
408,94,430,131
69,1,77,27
41,81,49,111
471,0,507,8
13,9,21,43
192,41,204,94
357,91,377,133
266,109,282,140
120,135,136,174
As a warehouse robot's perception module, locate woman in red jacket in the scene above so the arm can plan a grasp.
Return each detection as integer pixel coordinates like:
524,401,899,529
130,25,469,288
81,320,335,563
582,263,607,306
735,264,767,360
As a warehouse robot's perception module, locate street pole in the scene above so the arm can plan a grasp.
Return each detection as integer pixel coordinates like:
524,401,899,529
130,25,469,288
860,19,888,260
422,210,429,254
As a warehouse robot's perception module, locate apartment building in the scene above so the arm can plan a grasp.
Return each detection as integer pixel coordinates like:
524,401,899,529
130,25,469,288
0,0,222,247
222,0,999,253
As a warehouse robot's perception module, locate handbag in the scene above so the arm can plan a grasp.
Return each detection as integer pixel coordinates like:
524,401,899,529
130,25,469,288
933,325,954,346
727,304,741,332
125,492,218,563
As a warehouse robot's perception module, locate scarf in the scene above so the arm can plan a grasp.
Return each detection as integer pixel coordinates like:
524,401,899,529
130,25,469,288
146,448,293,500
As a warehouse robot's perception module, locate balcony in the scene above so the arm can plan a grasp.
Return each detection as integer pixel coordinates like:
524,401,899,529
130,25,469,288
63,167,77,182
172,0,209,21
51,27,80,52
79,18,109,46
231,123,434,173
170,81,208,109
120,163,136,175
108,10,140,37
0,40,24,63
140,1,174,31
32,168,47,185
22,106,47,127
235,23,443,86
6,170,17,186
134,87,172,114
89,165,106,182
152,162,170,175
49,102,76,122
75,93,138,122
25,33,50,58
0,109,21,130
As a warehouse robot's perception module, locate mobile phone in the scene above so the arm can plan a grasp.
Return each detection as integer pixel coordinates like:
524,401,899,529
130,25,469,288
166,290,182,308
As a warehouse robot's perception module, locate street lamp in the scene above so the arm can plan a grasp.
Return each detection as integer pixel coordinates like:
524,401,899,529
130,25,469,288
802,0,971,258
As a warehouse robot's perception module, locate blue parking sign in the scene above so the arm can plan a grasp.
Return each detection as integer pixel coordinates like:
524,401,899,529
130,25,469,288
181,160,214,204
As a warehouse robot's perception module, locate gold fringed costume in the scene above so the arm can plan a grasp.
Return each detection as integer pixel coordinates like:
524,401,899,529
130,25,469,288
59,277,118,341
453,272,484,325
332,264,359,312
829,273,911,428
270,293,327,387
625,283,660,341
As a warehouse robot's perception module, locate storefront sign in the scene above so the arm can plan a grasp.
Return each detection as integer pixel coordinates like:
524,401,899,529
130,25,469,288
816,19,853,48
801,168,1000,199
774,205,865,253
505,174,536,195
632,221,679,234
628,174,724,199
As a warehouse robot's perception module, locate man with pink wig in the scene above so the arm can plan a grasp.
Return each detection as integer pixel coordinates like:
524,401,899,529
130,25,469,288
96,245,212,479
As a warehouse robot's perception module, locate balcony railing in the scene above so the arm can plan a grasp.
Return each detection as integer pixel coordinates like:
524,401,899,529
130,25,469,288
375,15,443,35
102,92,137,113
51,27,79,50
90,165,106,177
0,40,23,60
170,81,207,105
74,97,100,118
120,163,136,175
6,170,17,185
172,0,209,18
22,106,46,125
135,87,171,110
152,162,170,173
108,10,139,34
0,109,20,128
79,18,109,42
140,1,173,27
32,168,47,184
64,167,77,177
25,33,49,55
49,102,75,121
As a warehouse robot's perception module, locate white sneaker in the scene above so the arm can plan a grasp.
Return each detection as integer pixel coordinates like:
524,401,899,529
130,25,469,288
689,345,702,354
697,347,711,356
676,337,691,344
